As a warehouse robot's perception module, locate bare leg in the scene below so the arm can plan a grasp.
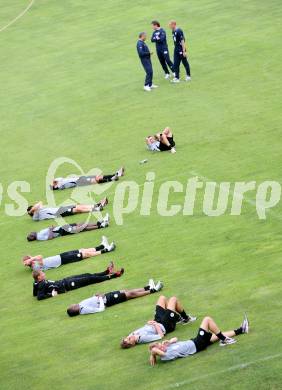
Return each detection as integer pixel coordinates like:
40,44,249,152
156,295,168,309
73,205,93,213
80,248,101,258
81,223,99,232
166,296,184,314
162,127,172,137
123,288,150,300
160,133,171,147
200,316,221,334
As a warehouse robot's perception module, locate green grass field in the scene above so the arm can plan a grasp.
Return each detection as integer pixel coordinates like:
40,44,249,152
0,1,282,389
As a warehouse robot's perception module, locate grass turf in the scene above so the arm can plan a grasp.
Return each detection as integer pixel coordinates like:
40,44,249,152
0,0,282,389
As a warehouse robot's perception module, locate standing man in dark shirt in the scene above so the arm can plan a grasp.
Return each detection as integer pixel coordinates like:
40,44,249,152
169,20,191,83
151,20,174,79
137,32,158,92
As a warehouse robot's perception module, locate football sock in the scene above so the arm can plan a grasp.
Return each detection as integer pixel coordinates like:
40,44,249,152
144,285,150,291
179,310,189,320
216,332,226,341
97,221,102,228
99,175,114,183
234,327,243,335
95,244,108,253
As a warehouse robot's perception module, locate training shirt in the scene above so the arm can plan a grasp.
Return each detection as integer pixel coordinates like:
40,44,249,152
151,28,168,51
131,324,166,344
137,40,151,60
172,28,185,51
54,177,79,190
31,255,62,271
36,227,62,241
33,278,66,300
161,340,197,361
147,141,160,151
79,296,106,315
32,207,59,221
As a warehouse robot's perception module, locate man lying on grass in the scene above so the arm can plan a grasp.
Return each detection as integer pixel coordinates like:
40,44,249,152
67,279,163,317
120,295,196,348
23,236,115,271
146,127,176,153
51,167,125,190
27,214,109,241
149,314,249,365
32,261,124,300
27,198,108,221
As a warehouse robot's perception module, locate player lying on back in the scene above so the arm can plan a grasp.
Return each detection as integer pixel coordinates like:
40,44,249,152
146,127,176,153
66,279,163,316
27,214,109,241
120,295,196,348
32,261,124,300
23,236,115,271
149,314,249,365
27,198,108,221
51,167,125,190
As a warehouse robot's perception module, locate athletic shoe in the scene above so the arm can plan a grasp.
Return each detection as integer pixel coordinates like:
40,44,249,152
107,242,116,252
178,315,197,325
148,279,156,291
219,337,237,346
93,204,103,212
144,86,151,92
101,213,110,228
101,235,110,248
171,78,180,83
164,74,170,79
151,84,159,89
107,261,114,274
185,76,191,81
111,174,119,181
171,147,176,154
154,281,164,292
116,167,125,177
242,313,249,334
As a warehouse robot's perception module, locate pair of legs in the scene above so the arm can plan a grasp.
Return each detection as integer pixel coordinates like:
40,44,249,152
71,197,108,213
157,50,174,74
200,316,236,343
142,59,153,87
174,51,191,79
156,295,185,314
63,267,124,291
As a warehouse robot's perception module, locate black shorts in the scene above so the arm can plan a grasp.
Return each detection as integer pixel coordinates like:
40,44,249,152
57,223,77,236
60,250,82,265
104,291,127,307
56,205,75,217
191,328,213,352
154,305,180,334
159,136,175,151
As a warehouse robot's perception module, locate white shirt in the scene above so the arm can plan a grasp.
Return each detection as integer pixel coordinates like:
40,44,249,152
79,296,105,315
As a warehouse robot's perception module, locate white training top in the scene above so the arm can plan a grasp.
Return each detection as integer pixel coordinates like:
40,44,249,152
79,296,106,315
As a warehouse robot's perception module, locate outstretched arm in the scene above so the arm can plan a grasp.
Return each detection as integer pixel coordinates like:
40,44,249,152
30,201,43,214
149,347,165,366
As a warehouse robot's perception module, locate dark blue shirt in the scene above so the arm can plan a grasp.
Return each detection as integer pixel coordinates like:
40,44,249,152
137,40,151,61
151,28,168,51
172,27,185,50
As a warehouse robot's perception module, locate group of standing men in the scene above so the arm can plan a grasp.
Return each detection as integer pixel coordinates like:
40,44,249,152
137,20,191,91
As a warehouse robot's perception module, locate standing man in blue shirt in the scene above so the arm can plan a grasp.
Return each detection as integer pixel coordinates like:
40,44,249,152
151,20,175,79
169,20,191,83
137,32,158,92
